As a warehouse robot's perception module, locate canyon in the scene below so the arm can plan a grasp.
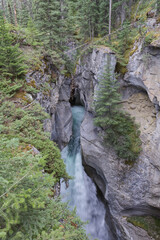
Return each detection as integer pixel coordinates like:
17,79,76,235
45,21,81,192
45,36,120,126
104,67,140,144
25,20,160,240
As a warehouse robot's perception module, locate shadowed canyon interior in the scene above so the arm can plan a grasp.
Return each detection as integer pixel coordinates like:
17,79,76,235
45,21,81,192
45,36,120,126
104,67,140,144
61,106,115,240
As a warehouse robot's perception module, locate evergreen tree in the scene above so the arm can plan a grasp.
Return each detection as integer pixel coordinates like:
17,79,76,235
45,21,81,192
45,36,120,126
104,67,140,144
99,0,109,35
0,135,88,239
34,0,70,52
0,13,26,78
18,0,31,27
94,61,141,161
94,61,121,129
25,17,40,46
118,20,131,53
77,0,99,39
0,99,89,240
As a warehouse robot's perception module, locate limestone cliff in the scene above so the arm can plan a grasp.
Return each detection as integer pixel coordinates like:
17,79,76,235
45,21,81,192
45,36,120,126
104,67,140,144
25,26,160,239
25,56,72,149
74,38,160,240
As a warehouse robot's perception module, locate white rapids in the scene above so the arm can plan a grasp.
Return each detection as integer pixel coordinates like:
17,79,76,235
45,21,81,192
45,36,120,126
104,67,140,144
61,106,109,240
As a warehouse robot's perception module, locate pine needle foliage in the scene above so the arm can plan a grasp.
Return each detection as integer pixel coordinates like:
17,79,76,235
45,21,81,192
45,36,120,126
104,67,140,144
0,95,88,239
94,63,141,162
0,135,88,239
0,13,26,78
34,0,70,51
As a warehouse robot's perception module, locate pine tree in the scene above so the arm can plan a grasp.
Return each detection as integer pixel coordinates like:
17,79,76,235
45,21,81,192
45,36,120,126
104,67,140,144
34,0,69,52
0,13,26,78
117,20,131,55
0,100,89,240
25,17,40,46
18,0,32,27
99,0,109,35
77,0,99,39
94,61,141,162
94,62,121,129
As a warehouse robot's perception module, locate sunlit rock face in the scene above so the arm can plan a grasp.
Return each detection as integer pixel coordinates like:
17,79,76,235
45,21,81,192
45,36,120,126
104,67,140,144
26,43,160,239
74,47,116,111
76,45,160,239
124,40,160,106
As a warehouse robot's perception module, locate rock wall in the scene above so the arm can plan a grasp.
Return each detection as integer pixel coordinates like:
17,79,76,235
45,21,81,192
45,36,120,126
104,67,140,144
77,44,160,239
26,41,160,239
74,47,116,111
25,57,72,149
124,41,160,107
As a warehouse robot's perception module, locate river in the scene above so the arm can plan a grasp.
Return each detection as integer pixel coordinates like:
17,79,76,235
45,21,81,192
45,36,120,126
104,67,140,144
61,106,109,240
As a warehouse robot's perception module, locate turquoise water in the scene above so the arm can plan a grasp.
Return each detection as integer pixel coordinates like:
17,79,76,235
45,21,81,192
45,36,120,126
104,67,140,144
61,106,109,240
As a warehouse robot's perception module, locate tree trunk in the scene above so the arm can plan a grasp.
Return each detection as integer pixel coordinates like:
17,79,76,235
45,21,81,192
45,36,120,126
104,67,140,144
28,0,33,19
128,0,133,18
121,0,126,26
60,0,64,20
8,2,14,24
109,0,112,38
157,0,160,14
89,18,92,40
13,0,18,26
1,0,6,19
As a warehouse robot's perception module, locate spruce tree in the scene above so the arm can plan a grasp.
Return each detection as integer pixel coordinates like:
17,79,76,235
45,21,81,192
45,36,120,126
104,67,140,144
34,0,70,52
94,63,121,129
99,0,109,35
0,13,26,78
94,61,141,162
77,0,99,39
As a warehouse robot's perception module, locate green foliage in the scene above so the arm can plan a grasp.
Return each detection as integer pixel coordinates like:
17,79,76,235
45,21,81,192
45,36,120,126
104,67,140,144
34,0,69,50
128,216,160,240
0,80,88,239
0,99,68,181
158,0,160,14
76,0,99,39
33,0,78,68
18,0,33,27
0,135,88,239
25,18,41,46
110,20,141,71
117,21,133,55
0,13,26,78
94,63,141,162
144,32,155,45
0,77,23,99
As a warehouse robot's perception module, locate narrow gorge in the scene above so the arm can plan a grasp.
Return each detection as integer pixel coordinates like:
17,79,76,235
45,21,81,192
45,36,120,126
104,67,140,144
61,106,111,240
25,34,160,239
1,1,160,239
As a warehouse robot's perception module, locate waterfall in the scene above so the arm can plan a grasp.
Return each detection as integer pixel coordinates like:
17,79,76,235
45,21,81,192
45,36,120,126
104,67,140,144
61,106,109,240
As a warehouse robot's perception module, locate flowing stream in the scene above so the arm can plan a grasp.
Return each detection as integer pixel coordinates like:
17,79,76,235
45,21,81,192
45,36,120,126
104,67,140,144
61,106,109,240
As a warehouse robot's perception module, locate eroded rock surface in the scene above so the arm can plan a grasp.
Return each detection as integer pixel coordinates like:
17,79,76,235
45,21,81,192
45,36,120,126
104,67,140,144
26,44,160,239
124,40,160,106
81,110,158,240
79,46,160,239
25,58,72,149
122,92,156,137
75,47,116,111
